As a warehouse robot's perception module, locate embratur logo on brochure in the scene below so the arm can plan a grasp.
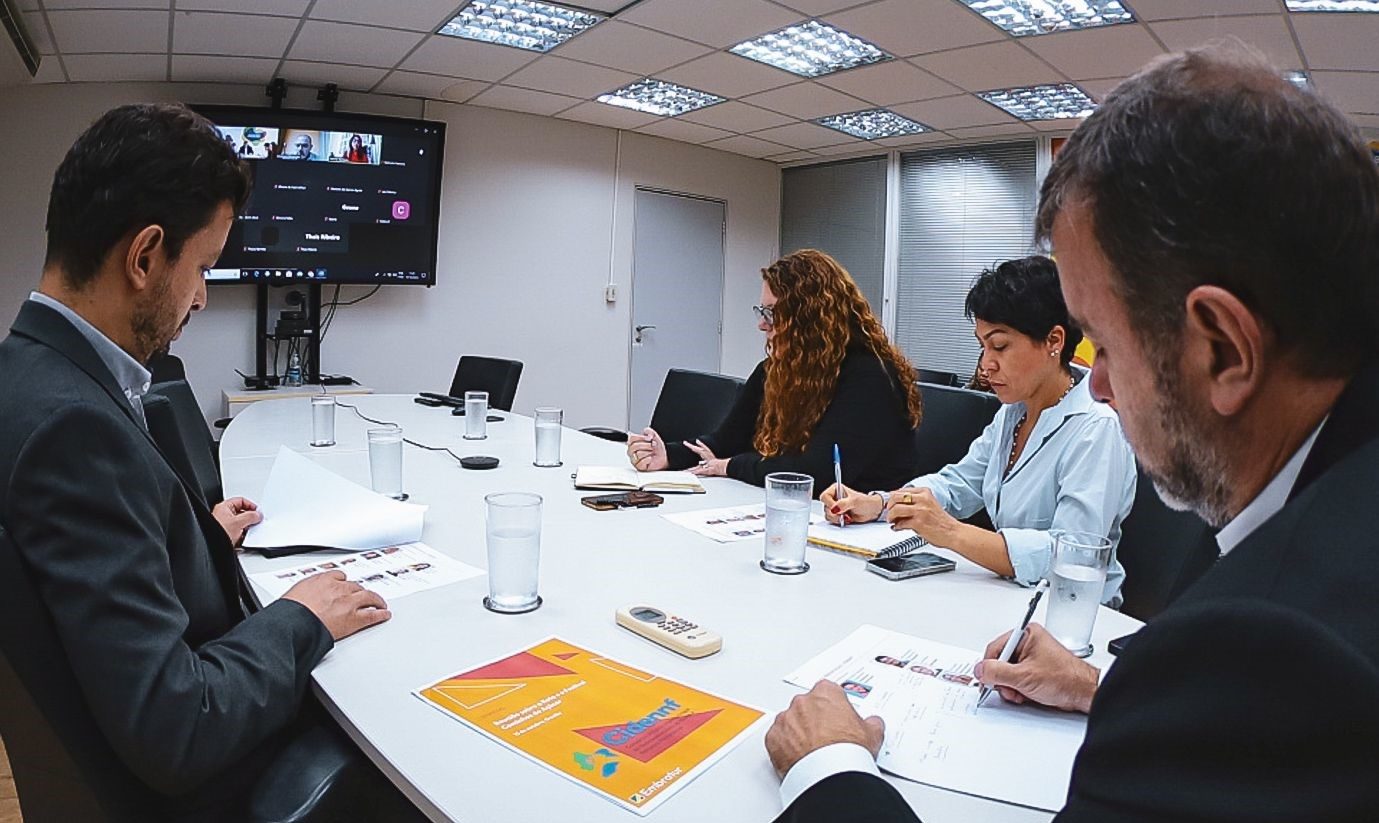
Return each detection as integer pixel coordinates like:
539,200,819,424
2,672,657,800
573,748,619,778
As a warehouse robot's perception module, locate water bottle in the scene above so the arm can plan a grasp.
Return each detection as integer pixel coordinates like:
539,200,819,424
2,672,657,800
285,349,303,387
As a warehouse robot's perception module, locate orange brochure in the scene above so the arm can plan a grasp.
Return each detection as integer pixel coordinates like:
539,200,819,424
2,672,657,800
415,637,765,815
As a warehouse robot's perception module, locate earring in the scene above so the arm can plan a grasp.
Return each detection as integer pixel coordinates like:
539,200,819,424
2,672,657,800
1050,350,1059,358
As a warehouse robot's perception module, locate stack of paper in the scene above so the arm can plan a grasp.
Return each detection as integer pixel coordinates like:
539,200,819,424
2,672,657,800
243,446,428,551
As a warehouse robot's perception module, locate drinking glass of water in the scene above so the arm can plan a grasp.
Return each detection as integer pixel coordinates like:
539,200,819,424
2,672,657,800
1044,531,1112,658
367,425,406,500
464,391,488,440
309,395,335,447
762,472,813,575
483,492,542,614
533,407,562,467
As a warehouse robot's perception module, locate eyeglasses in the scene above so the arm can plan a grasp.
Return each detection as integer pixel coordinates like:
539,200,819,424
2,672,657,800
752,304,775,325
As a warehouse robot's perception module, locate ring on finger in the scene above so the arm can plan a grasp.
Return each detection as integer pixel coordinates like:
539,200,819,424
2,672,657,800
902,493,913,504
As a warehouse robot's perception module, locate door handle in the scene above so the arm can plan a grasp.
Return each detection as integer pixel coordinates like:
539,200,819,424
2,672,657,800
634,324,656,344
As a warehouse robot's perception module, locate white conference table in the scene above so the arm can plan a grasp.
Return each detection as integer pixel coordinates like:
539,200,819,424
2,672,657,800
222,395,1141,823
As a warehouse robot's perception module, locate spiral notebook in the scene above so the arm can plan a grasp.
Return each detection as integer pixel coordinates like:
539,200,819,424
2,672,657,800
807,521,926,559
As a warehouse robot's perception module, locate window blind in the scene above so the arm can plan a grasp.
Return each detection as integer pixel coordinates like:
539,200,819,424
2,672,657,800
780,156,887,312
894,142,1037,378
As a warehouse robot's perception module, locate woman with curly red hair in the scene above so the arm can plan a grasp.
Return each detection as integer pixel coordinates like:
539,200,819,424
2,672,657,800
626,249,922,493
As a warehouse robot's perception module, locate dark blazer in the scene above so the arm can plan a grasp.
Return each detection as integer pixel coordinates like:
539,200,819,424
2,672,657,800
666,345,920,492
0,301,333,820
775,366,1379,823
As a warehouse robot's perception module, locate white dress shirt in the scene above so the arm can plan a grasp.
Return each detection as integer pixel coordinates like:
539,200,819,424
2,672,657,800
1214,419,1325,557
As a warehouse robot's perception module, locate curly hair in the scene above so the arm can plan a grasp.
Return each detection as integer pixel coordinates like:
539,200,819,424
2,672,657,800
755,249,922,457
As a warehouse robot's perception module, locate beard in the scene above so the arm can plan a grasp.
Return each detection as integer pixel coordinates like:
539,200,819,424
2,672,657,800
130,271,179,363
1142,356,1235,528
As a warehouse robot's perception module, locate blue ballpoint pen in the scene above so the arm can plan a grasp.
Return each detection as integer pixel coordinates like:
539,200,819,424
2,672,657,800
833,443,847,527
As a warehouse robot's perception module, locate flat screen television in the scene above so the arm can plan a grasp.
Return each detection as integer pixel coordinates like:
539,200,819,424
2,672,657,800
195,105,446,286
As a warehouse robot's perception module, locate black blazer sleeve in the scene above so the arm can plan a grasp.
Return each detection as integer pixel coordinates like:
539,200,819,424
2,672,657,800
773,771,921,823
665,360,766,470
1057,598,1379,822
5,402,333,795
724,352,909,491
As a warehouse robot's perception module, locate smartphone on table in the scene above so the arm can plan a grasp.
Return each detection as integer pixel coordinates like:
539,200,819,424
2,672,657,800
580,491,665,511
866,552,956,580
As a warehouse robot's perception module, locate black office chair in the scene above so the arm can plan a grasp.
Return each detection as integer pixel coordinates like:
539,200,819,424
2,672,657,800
916,368,959,387
581,368,745,444
913,383,1002,477
1116,465,1214,622
447,356,523,412
146,351,186,384
145,381,223,507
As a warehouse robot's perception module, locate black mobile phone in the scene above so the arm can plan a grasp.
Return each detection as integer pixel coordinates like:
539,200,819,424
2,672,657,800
581,492,665,511
1108,632,1136,656
414,397,444,407
449,407,504,421
866,552,956,580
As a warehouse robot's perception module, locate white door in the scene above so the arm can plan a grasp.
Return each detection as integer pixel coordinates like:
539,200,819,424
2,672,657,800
628,189,726,430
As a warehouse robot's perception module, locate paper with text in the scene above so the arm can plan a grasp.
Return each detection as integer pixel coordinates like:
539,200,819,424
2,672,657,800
662,503,823,543
248,542,481,601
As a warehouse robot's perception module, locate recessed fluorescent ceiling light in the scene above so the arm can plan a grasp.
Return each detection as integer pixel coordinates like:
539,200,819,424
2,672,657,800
1284,70,1310,87
957,0,1134,36
979,83,1096,120
597,79,725,117
438,0,605,53
1285,1,1379,10
818,109,929,140
729,20,891,78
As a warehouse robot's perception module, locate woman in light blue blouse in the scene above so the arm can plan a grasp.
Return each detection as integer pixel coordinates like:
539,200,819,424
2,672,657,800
824,256,1135,605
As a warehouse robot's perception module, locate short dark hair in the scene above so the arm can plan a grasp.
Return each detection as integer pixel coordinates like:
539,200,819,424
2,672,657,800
45,103,252,289
1036,44,1379,377
965,255,1083,366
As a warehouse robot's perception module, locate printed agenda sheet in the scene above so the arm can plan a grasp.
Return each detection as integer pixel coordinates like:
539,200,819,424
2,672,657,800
784,624,1088,811
662,503,822,543
415,638,765,815
248,542,482,601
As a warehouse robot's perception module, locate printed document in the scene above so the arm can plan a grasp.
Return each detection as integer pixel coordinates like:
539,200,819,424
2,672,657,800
663,503,822,543
784,624,1087,811
248,542,481,601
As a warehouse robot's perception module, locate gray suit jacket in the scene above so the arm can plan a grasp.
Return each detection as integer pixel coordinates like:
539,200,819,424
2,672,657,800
0,300,332,819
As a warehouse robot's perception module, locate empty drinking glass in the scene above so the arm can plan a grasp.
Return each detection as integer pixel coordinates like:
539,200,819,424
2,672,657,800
367,425,406,500
762,472,813,575
1044,531,1112,658
484,492,543,613
533,407,562,467
310,395,335,447
464,391,488,440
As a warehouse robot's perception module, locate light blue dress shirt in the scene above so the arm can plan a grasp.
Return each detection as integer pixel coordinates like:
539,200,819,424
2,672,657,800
908,370,1135,605
28,291,152,429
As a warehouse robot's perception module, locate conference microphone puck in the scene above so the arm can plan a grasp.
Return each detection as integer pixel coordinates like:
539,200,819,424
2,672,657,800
460,456,500,470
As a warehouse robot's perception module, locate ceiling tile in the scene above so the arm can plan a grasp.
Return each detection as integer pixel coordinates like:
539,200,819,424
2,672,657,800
47,10,169,54
818,60,960,105
1352,113,1379,129
823,0,1003,59
774,0,880,15
551,20,711,75
556,100,662,130
20,12,55,55
400,35,537,81
703,133,794,158
942,122,1037,139
468,84,581,115
289,20,424,68
913,41,1065,92
574,0,630,11
1128,0,1279,20
751,121,860,149
43,0,168,7
10,0,38,10
1022,24,1166,80
64,53,166,81
173,12,297,58
1076,76,1127,102
1291,14,1379,72
620,0,803,47
310,0,459,32
891,94,1016,128
767,150,821,163
1150,15,1301,69
32,58,66,83
178,0,309,13
171,54,278,84
657,52,796,98
876,131,952,148
810,141,885,156
375,71,486,100
678,100,795,131
740,81,869,119
503,55,638,98
634,118,735,144
279,60,387,91
1312,71,1379,115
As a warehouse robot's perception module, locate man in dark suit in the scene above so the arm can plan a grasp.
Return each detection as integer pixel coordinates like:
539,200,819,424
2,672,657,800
0,104,393,819
767,44,1379,822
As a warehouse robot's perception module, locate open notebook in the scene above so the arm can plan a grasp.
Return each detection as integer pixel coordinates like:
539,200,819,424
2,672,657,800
807,520,926,559
573,465,705,494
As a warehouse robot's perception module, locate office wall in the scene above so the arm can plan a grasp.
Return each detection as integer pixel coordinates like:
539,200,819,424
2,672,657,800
0,82,780,429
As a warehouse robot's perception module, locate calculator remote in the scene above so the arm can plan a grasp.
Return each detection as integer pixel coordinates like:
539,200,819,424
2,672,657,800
616,605,722,659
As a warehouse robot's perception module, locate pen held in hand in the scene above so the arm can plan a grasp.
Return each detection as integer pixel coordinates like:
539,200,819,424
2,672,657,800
976,579,1049,709
833,443,847,527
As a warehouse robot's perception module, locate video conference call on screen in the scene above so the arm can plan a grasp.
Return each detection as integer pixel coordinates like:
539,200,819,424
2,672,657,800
199,107,445,286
